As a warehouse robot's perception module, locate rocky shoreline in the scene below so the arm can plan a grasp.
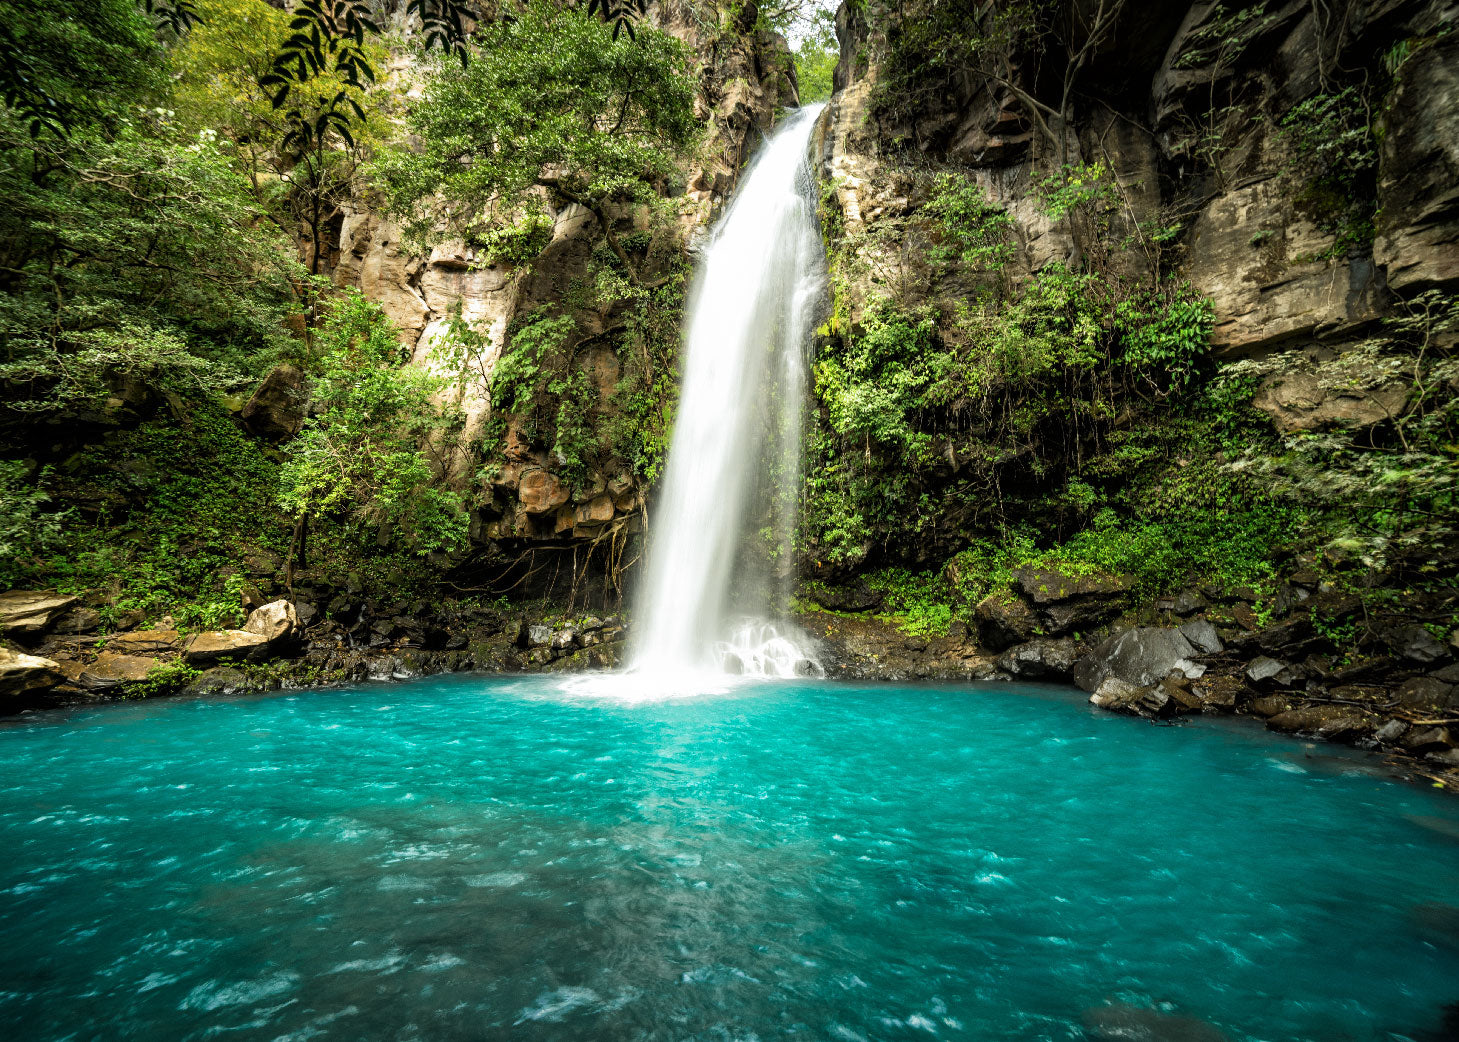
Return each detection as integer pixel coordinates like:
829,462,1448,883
805,559,1459,791
3,568,1457,792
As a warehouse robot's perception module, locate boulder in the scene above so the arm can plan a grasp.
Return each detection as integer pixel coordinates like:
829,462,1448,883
52,607,102,635
1178,618,1224,655
995,638,1079,681
1398,676,1457,709
1246,656,1286,683
77,652,160,691
0,591,80,637
1012,565,1124,605
1265,705,1374,742
243,600,299,644
974,592,1036,651
1072,627,1199,692
518,469,570,515
1009,566,1127,635
1382,623,1450,665
182,667,252,697
183,630,269,665
0,647,64,696
104,628,182,655
1248,694,1293,718
241,364,307,441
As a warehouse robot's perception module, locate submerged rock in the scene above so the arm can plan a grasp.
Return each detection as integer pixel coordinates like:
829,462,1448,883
1081,1003,1229,1041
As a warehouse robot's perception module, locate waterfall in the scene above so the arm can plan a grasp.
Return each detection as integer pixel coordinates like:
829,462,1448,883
628,104,827,681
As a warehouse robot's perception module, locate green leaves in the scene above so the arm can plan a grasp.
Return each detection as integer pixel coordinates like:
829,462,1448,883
377,0,697,250
279,291,470,557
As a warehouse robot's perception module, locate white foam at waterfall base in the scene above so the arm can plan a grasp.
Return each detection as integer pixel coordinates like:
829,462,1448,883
566,105,828,701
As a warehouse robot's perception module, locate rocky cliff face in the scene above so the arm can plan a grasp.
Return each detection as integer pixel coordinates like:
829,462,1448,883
795,0,1459,781
824,0,1457,379
321,1,797,601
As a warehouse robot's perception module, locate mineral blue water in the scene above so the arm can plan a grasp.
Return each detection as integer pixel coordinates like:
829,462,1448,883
2,677,1457,1041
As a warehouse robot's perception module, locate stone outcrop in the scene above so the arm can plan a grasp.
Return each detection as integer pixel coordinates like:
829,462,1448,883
0,591,80,637
240,365,307,441
183,630,270,666
0,647,64,696
244,600,299,644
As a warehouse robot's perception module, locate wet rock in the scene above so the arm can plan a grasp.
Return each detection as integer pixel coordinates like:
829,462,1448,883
995,638,1078,681
974,592,1036,651
1399,676,1457,709
183,630,270,665
1374,718,1410,744
1400,727,1454,754
241,364,307,441
1384,624,1451,665
1089,676,1141,709
811,582,884,613
183,667,252,697
1265,706,1374,742
1081,1003,1229,1041
1073,627,1198,692
1407,815,1459,844
1248,695,1293,718
551,627,578,652
519,623,552,649
0,647,64,696
77,652,159,691
1409,902,1459,953
0,591,80,638
1178,619,1223,655
244,600,299,644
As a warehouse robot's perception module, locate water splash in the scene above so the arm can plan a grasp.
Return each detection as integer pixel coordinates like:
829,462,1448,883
627,105,827,683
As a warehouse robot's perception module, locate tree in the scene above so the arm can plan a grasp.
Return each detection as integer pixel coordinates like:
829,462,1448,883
375,0,698,284
0,0,164,137
278,290,471,563
792,5,838,104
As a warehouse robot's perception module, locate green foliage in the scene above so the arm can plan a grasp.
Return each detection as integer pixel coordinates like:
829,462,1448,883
0,461,68,588
279,290,470,556
1114,283,1215,387
1032,161,1117,222
0,111,302,414
1278,88,1378,256
0,0,164,137
470,210,555,268
791,7,839,104
16,407,283,628
815,300,940,458
865,567,955,637
378,1,698,254
130,660,201,699
923,173,1014,271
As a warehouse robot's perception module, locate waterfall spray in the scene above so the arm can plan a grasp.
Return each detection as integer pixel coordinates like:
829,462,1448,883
628,105,827,681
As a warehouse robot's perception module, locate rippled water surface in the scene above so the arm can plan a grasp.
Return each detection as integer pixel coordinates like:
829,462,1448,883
2,676,1458,1041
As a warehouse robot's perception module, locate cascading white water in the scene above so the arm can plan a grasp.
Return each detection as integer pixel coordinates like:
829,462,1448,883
628,104,827,682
